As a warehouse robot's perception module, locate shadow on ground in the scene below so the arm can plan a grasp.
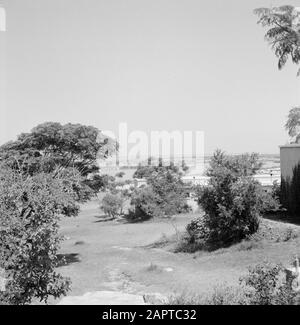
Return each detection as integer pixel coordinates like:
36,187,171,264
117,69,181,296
264,212,300,226
57,253,81,267
93,215,116,223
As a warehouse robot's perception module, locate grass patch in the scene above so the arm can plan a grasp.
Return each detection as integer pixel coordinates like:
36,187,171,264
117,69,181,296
55,200,300,305
172,218,300,255
146,233,170,248
167,284,249,305
236,240,264,251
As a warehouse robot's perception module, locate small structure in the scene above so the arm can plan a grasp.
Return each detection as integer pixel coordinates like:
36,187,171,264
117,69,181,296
280,145,300,212
133,178,147,188
280,144,300,181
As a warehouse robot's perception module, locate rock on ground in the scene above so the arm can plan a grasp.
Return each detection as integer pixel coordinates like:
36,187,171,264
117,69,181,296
58,290,145,305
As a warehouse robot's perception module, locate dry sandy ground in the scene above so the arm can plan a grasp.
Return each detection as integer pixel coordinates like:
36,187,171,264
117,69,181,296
49,199,300,304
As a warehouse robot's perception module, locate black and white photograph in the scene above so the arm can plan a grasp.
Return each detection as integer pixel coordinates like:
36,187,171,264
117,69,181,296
1,0,300,312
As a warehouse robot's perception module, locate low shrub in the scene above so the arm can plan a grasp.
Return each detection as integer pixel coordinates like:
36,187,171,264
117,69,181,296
173,239,204,254
190,150,280,249
128,165,190,221
127,186,190,222
176,215,211,252
240,261,297,305
186,216,210,244
126,187,161,221
101,192,123,219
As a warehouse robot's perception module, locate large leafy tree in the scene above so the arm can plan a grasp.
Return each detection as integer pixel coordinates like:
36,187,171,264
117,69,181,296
0,122,116,201
254,5,300,74
0,123,115,304
254,7,300,142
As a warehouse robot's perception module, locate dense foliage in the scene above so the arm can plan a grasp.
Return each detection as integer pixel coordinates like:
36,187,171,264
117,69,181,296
101,193,124,219
285,107,300,143
133,160,185,179
128,187,160,221
0,122,114,304
0,166,81,304
240,262,297,305
129,165,189,221
190,150,279,248
0,122,116,201
254,5,300,75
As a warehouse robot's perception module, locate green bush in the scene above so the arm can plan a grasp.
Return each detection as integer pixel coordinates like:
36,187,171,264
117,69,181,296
127,187,160,221
191,150,279,248
133,161,184,179
0,122,116,202
128,165,190,221
240,262,297,305
146,167,190,216
0,167,74,305
101,192,123,218
185,216,210,246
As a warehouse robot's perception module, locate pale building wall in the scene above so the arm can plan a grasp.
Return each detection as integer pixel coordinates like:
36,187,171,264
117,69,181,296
280,145,300,180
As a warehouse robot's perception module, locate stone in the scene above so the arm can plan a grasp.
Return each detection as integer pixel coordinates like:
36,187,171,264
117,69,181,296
58,290,145,305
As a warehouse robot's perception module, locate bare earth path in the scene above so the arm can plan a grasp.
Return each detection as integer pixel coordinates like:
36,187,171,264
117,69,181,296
54,199,300,304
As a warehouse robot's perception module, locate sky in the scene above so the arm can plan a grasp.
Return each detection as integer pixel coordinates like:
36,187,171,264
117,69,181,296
0,0,300,155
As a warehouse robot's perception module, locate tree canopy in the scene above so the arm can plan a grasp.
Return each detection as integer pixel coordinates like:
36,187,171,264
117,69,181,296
0,122,117,200
285,107,300,142
133,161,184,179
254,5,300,75
207,150,262,180
129,163,189,220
